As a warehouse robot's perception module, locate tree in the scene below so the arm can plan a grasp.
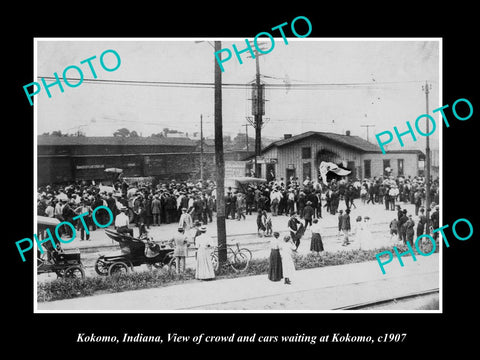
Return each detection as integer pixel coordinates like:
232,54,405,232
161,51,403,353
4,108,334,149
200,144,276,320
233,132,254,150
113,128,130,137
129,130,139,137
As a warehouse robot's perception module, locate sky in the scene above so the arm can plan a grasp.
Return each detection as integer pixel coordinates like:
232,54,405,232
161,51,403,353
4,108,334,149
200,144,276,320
35,38,440,150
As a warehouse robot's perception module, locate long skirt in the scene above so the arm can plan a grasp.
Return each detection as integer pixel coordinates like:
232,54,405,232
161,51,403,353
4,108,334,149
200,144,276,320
268,249,283,281
195,247,215,280
280,249,296,279
310,232,324,252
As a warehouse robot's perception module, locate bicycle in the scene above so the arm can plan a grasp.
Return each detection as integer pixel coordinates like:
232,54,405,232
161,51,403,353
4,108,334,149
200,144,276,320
210,242,252,273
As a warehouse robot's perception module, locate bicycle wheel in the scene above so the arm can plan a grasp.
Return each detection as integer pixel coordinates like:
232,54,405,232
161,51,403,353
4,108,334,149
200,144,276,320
238,248,252,262
231,251,250,272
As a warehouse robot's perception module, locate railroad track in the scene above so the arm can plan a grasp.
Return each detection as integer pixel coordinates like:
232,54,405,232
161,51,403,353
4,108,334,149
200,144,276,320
332,288,440,310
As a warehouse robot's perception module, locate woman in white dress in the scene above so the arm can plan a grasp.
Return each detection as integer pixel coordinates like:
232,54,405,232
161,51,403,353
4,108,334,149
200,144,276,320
280,235,297,285
354,216,374,250
194,225,215,280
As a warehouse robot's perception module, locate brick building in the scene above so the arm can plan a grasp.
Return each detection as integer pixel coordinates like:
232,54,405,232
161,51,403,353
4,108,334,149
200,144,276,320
37,135,214,185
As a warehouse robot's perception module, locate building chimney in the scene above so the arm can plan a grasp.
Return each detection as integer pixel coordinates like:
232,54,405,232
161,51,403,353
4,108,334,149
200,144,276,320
345,130,350,136
284,134,292,139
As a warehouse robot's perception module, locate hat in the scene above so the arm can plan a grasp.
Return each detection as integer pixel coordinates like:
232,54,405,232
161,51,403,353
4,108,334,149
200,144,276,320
199,225,207,232
119,205,128,211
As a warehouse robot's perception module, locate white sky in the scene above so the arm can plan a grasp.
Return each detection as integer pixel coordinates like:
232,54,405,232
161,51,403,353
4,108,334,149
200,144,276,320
35,38,440,150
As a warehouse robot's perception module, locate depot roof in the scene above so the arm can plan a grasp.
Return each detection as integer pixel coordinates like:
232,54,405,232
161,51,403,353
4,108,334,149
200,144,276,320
262,131,383,153
37,135,197,147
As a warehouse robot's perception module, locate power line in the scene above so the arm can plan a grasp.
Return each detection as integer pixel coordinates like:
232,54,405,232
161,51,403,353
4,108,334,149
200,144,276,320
38,76,433,91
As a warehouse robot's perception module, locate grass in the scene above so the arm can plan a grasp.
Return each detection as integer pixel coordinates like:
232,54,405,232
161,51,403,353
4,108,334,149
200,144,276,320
37,242,437,303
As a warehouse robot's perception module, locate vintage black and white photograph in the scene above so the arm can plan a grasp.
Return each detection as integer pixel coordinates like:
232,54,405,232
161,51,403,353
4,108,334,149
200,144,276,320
33,38,441,312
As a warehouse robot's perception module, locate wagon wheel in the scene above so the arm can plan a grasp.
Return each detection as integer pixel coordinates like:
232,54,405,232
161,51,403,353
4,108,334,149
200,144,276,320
55,269,66,278
108,261,129,276
65,265,85,279
94,257,110,276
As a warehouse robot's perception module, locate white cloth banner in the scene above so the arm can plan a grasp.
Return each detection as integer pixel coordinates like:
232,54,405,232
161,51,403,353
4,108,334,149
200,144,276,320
319,161,351,185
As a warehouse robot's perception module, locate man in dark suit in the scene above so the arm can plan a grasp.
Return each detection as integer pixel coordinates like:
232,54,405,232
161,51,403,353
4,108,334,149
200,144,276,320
398,209,408,244
288,212,303,249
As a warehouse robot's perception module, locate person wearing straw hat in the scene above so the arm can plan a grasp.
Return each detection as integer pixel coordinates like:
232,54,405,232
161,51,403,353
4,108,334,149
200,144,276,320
172,227,189,275
194,225,215,280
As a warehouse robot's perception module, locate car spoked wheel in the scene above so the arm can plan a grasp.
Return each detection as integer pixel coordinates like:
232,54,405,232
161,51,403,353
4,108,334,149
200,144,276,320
65,266,85,279
108,262,129,276
94,257,110,276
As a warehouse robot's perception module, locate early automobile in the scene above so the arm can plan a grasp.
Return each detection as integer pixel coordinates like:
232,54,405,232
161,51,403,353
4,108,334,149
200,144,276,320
36,216,85,279
95,229,176,276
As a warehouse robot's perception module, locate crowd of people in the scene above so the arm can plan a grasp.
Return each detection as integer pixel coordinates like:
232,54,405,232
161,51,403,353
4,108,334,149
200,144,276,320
36,173,440,281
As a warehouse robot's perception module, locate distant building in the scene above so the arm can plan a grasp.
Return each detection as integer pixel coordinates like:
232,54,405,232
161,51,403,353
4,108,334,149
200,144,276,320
37,135,208,185
257,131,425,182
37,135,255,185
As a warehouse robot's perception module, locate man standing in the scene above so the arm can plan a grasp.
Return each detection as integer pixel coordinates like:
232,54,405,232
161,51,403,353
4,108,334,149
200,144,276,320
416,207,427,237
225,192,233,219
115,206,134,237
106,192,117,220
398,209,408,244
151,194,161,226
245,188,254,216
178,208,193,231
172,227,189,275
270,188,281,216
303,201,315,229
288,212,302,249
405,214,415,247
61,200,75,237
340,209,351,246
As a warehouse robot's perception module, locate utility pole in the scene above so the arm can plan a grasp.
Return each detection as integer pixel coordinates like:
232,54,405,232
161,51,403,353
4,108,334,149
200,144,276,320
254,55,262,178
200,114,204,182
360,124,375,142
243,122,249,152
422,81,432,231
214,41,227,266
247,42,267,178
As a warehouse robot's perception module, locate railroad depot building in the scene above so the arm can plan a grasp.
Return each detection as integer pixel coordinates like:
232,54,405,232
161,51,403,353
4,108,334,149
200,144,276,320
37,135,215,185
257,131,426,182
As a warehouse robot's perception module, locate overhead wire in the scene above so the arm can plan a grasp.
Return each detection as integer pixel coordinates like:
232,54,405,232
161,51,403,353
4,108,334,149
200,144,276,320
38,76,432,91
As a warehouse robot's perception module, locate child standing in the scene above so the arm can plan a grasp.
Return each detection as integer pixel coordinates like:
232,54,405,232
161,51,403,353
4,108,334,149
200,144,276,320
389,217,398,240
265,213,273,236
256,210,266,237
337,209,344,237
